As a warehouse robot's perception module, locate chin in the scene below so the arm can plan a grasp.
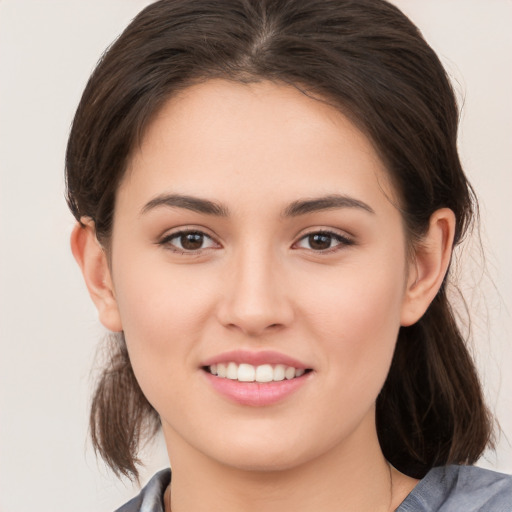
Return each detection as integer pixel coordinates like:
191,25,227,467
201,433,324,474
217,451,309,473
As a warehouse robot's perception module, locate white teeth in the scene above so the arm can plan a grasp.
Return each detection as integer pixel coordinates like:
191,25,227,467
208,362,307,382
217,363,227,378
273,364,285,381
226,362,238,380
285,366,296,380
255,364,274,382
237,363,255,382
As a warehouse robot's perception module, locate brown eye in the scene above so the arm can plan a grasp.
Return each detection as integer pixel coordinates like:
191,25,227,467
180,232,204,250
161,230,218,253
308,233,333,251
295,231,354,252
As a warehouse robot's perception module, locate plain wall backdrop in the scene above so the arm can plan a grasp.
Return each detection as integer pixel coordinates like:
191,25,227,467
0,1,511,511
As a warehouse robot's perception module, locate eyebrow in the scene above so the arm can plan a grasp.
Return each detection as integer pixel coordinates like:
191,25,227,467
141,194,229,216
283,194,375,217
140,193,374,217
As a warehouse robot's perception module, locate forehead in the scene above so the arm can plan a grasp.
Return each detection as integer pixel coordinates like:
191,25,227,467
121,79,397,214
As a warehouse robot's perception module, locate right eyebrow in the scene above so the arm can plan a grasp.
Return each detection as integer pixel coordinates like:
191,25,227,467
140,193,230,217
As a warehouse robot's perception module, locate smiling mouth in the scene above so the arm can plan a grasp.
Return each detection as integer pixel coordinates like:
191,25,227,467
204,362,312,383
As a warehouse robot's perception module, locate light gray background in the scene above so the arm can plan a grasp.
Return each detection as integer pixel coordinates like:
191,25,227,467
0,1,511,511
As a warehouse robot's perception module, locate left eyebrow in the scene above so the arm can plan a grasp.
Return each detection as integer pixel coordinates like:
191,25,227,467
282,194,375,217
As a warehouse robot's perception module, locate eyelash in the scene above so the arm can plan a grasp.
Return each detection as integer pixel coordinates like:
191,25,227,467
293,230,354,253
158,229,354,255
158,229,219,255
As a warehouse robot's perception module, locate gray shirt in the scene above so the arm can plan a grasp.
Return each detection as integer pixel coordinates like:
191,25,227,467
115,465,512,512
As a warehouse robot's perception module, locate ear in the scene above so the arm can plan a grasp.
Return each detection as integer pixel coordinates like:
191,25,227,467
400,208,456,326
70,219,123,332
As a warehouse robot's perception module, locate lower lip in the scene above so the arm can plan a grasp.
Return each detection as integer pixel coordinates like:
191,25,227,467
203,371,311,406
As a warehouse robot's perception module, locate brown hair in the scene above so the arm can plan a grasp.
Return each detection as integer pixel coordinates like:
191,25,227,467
66,0,493,480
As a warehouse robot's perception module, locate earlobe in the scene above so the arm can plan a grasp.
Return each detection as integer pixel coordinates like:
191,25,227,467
70,219,123,332
400,208,456,326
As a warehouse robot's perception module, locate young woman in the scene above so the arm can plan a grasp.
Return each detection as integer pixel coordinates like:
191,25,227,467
66,0,512,510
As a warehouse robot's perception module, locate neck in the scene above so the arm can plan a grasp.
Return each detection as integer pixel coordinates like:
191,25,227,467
163,413,417,512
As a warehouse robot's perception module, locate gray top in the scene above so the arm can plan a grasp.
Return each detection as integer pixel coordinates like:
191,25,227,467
115,465,512,512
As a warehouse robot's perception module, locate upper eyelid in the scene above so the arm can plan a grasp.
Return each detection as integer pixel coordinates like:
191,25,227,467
294,227,354,241
159,226,219,241
295,232,352,243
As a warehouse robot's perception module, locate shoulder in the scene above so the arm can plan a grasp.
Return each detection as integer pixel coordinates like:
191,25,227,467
114,469,171,512
397,465,512,512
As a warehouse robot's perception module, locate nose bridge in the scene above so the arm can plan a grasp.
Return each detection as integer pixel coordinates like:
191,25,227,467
219,239,292,335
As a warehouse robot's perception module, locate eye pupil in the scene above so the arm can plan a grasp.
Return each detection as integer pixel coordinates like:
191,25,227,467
309,233,332,250
181,232,204,250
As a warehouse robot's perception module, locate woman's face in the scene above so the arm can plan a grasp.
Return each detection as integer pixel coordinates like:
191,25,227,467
109,80,416,471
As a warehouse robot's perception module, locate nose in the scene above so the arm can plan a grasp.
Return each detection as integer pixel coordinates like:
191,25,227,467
216,243,294,337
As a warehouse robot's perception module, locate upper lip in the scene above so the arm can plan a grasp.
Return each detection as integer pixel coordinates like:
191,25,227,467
201,350,310,369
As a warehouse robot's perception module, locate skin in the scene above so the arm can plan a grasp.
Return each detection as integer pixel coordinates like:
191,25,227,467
72,80,455,511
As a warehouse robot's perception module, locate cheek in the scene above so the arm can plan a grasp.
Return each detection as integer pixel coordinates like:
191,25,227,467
111,256,220,378
112,270,220,421
299,253,407,384
304,255,405,334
